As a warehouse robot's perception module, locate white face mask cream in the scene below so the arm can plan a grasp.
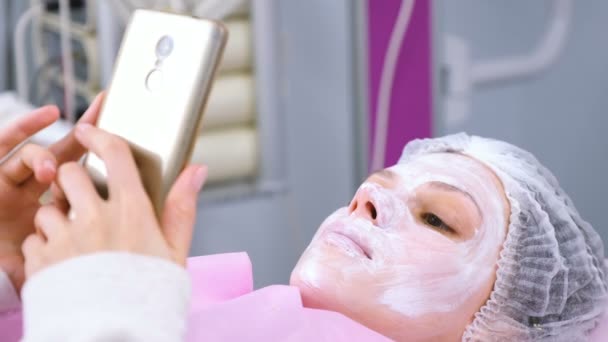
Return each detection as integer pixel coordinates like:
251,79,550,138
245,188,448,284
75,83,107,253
291,153,509,341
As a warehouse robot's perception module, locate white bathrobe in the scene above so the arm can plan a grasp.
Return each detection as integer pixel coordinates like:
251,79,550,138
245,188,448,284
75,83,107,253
0,253,191,342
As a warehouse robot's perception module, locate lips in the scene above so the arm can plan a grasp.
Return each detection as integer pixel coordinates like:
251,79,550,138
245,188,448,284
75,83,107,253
324,230,372,260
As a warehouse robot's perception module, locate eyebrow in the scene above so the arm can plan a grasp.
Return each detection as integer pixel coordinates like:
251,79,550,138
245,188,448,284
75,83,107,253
370,172,483,218
426,181,483,218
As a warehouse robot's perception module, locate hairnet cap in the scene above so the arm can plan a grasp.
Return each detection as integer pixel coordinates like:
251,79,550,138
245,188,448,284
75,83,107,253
399,133,608,341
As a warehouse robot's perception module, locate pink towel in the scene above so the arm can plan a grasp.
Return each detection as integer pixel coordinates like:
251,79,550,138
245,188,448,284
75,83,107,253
186,253,254,311
183,252,387,341
186,285,387,341
0,308,21,342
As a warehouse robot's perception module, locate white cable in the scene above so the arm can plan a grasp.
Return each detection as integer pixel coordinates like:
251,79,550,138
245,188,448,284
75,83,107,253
14,5,42,102
370,0,415,172
471,0,572,86
59,0,76,122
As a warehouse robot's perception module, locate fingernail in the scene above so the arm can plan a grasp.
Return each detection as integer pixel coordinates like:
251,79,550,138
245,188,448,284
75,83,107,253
192,166,207,192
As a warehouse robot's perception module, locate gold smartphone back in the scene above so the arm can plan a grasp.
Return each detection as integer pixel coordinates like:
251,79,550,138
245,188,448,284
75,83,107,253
84,9,227,215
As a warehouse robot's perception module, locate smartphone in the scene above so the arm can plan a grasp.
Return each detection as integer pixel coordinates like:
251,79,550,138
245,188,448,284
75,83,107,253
84,9,227,216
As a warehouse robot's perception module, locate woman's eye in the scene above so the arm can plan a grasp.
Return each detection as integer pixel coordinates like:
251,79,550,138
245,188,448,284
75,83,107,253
422,213,454,233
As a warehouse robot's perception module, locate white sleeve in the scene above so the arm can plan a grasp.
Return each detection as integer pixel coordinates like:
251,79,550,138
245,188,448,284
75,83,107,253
0,269,20,313
21,252,191,342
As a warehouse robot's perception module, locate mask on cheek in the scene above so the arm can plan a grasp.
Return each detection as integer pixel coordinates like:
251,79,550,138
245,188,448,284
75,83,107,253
293,155,508,323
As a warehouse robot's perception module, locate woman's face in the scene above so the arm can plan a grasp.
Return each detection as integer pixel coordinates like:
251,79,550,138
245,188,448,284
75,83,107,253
290,153,510,341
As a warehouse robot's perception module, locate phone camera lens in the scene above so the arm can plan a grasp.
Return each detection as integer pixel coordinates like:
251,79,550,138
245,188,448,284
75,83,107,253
156,36,174,59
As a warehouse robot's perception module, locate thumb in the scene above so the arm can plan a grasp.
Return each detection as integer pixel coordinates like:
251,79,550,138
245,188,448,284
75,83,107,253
161,165,207,265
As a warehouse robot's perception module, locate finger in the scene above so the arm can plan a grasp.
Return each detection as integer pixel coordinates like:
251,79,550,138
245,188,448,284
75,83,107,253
22,233,45,259
50,182,70,214
0,143,57,185
22,234,46,278
161,165,207,264
77,91,105,125
74,124,143,197
56,162,100,213
48,92,105,164
0,106,59,158
34,205,69,242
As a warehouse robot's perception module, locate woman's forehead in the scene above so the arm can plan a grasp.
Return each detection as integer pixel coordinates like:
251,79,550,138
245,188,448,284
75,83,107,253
387,153,509,213
389,153,492,183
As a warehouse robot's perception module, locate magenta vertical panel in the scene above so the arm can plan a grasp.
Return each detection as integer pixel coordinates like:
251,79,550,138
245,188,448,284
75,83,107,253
367,0,433,169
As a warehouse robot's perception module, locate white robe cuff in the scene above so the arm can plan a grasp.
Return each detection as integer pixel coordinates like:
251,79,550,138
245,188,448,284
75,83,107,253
21,252,191,342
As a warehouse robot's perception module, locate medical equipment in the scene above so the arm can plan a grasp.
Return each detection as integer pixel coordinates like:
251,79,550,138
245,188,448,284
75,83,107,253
14,0,96,123
36,13,99,91
444,0,573,127
83,9,227,215
58,0,76,122
370,0,415,172
369,0,573,168
14,4,42,104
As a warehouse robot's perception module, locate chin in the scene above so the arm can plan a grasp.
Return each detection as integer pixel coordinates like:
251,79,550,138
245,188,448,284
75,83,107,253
291,251,361,313
291,242,358,290
290,253,462,341
291,267,401,341
291,249,342,308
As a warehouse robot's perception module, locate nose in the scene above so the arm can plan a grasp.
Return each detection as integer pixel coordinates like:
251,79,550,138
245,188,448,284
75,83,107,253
348,188,379,224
